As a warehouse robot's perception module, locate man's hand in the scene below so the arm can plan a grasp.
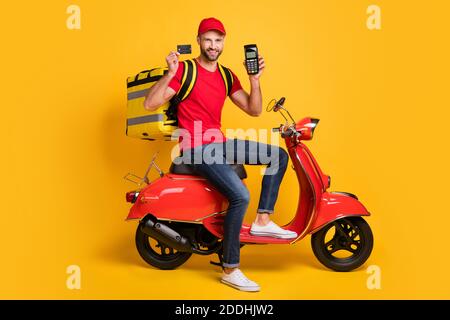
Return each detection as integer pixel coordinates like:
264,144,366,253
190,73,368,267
166,51,180,77
243,54,265,81
232,54,264,116
144,52,179,110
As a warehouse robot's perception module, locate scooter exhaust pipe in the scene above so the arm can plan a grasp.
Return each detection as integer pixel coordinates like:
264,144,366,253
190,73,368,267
139,215,192,253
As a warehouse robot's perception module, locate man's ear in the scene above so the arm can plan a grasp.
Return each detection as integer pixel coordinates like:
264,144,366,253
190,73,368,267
196,36,200,45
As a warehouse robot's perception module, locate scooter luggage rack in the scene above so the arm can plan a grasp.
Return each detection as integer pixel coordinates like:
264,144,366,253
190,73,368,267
123,152,164,188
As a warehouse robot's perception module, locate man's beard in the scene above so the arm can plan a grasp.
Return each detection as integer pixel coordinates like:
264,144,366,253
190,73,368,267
200,47,222,61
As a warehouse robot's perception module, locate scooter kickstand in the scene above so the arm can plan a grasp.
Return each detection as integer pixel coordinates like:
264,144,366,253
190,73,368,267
209,248,223,267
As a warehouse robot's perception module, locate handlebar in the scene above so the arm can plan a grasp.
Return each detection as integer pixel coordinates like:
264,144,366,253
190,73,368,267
268,97,301,140
273,97,285,112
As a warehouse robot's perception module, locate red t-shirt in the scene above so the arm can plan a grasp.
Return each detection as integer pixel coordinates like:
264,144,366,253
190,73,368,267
168,58,243,151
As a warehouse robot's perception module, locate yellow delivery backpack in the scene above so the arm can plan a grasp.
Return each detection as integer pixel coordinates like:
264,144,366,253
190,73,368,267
126,59,235,141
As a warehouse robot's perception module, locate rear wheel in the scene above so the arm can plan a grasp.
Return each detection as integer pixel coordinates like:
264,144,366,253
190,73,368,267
135,224,192,270
311,217,373,272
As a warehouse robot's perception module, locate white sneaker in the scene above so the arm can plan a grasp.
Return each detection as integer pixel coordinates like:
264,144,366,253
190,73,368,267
221,269,260,292
250,221,298,239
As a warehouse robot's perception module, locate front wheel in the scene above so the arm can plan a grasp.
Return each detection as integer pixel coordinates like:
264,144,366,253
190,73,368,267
135,224,192,270
311,217,373,272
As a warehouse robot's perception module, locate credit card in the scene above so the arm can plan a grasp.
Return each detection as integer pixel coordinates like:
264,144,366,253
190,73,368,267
177,44,192,54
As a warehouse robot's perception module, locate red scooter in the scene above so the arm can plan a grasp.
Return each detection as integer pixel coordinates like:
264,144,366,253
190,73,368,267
124,97,373,272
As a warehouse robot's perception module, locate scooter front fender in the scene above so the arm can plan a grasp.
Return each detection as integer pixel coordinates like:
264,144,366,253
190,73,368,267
310,191,371,233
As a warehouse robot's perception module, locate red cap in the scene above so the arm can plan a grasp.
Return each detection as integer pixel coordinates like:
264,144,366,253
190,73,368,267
197,17,226,36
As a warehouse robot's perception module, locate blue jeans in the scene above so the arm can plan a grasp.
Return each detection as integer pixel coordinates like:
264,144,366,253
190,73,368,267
184,139,289,268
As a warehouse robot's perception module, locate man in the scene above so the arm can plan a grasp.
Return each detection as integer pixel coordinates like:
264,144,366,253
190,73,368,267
144,17,297,292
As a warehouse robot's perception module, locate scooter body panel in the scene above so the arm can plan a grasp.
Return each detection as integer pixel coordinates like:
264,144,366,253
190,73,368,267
283,141,325,240
126,111,374,271
126,174,228,221
126,117,372,246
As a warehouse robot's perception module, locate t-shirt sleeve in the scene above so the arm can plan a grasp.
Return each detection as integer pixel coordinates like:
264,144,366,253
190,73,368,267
168,62,185,93
229,69,243,96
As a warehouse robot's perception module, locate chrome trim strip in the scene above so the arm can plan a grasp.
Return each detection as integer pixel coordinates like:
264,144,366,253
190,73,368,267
330,191,358,200
125,216,204,224
195,210,227,222
158,217,203,224
168,176,206,181
126,211,228,224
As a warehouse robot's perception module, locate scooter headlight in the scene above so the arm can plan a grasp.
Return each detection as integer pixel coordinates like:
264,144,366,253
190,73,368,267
310,118,319,136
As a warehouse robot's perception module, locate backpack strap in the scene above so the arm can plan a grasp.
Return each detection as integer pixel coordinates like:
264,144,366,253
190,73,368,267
177,59,198,101
176,60,233,99
165,59,197,125
218,64,234,96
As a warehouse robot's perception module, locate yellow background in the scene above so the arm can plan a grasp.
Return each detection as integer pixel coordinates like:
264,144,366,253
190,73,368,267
1,0,449,299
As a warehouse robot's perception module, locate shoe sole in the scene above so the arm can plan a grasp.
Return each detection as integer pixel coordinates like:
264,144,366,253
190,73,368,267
221,279,260,292
250,231,297,239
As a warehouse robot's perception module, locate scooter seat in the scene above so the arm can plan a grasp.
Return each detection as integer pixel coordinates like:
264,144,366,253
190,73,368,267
169,159,247,179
